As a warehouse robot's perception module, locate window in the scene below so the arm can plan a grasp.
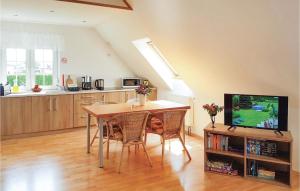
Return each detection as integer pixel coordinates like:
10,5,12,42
34,49,54,86
133,37,194,97
1,48,58,90
133,38,177,89
6,48,27,87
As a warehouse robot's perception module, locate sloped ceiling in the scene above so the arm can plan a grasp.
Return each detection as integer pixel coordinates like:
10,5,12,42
95,13,170,89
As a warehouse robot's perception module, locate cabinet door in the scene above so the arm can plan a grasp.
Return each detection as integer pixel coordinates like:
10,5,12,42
104,92,125,104
31,96,51,133
51,95,74,130
148,88,157,101
1,97,32,136
124,90,137,103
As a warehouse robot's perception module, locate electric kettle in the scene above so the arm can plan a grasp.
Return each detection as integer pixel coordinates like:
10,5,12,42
95,79,104,90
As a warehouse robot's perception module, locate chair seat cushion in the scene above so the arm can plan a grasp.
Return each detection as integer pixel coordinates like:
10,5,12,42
110,131,123,140
107,121,123,140
150,117,163,129
146,117,163,135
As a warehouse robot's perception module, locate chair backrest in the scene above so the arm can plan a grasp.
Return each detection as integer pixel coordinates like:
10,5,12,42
162,109,187,135
119,111,150,144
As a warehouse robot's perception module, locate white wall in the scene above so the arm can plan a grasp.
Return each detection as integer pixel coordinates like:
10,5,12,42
96,0,300,171
1,21,134,87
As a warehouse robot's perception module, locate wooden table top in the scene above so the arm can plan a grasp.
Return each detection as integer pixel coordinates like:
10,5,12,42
82,100,190,118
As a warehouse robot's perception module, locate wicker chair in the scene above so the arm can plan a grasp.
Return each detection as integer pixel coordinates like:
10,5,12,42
145,109,191,161
111,111,152,173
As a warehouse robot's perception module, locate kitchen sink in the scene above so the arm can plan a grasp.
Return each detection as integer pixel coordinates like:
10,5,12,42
44,90,66,94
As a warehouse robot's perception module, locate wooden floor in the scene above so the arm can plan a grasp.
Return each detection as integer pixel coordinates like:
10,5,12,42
1,128,299,191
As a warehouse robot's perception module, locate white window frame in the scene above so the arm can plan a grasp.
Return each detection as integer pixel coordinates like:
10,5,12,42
0,48,59,90
133,38,178,89
30,49,58,90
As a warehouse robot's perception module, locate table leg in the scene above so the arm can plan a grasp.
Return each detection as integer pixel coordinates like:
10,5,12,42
183,119,186,145
98,118,104,168
87,114,91,153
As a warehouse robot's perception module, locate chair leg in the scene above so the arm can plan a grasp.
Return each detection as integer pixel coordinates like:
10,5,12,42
90,128,99,146
141,143,152,167
144,132,147,145
135,145,139,154
179,136,191,161
162,137,165,162
106,135,110,159
118,145,125,173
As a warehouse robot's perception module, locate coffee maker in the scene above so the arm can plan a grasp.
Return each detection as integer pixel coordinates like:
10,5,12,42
95,79,104,90
81,75,92,90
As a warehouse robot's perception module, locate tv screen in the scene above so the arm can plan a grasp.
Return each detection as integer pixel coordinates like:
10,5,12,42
224,94,288,131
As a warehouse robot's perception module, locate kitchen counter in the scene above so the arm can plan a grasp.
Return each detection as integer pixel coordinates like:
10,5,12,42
1,87,147,98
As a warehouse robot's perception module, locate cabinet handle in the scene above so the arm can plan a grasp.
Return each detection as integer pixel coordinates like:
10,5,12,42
81,96,94,99
81,103,92,106
48,98,52,111
102,95,105,101
53,98,57,111
80,116,87,119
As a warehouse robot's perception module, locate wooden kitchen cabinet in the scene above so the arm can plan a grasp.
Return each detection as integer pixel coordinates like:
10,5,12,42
124,90,136,102
1,88,157,138
74,93,99,127
32,95,74,132
148,88,157,101
50,95,74,130
1,97,32,136
104,92,125,103
31,96,51,133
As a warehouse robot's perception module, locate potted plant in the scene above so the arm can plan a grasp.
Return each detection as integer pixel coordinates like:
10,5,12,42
203,103,224,128
135,84,152,106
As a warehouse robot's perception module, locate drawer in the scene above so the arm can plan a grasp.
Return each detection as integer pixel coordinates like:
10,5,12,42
74,93,100,101
74,113,97,127
74,100,98,114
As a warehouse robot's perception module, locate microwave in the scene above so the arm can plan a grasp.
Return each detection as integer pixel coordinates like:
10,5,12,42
122,78,142,88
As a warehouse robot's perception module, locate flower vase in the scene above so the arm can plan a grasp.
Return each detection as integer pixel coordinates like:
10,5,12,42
210,115,216,128
138,94,146,106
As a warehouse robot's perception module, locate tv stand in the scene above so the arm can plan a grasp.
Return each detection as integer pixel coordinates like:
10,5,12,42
227,125,237,131
204,123,292,187
274,130,284,136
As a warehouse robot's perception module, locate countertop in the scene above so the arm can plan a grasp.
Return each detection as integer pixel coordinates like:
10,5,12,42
1,87,144,98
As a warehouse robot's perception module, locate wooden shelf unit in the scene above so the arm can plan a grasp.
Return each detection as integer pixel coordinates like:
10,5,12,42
204,123,293,187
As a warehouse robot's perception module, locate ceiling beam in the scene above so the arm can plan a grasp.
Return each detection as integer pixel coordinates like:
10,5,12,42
56,0,133,10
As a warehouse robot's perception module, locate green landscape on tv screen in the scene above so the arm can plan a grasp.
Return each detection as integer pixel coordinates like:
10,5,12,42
232,95,279,129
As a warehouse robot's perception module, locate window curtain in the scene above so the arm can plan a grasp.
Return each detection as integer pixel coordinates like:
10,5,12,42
1,25,65,51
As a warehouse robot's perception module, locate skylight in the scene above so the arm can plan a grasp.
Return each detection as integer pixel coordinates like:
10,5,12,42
133,37,194,97
133,38,176,89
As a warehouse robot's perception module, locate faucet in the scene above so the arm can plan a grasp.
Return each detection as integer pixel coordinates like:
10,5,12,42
56,84,64,90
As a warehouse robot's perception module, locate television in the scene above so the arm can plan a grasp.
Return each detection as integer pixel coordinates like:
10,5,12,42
224,94,288,132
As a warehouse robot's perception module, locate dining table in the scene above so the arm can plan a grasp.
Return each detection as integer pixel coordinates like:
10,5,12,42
82,100,191,168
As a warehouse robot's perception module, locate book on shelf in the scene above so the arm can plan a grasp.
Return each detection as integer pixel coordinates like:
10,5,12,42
207,133,229,152
248,160,275,180
247,139,277,157
206,160,238,176
258,169,275,180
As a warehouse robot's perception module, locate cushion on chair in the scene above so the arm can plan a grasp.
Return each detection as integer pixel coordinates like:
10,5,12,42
146,116,164,134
